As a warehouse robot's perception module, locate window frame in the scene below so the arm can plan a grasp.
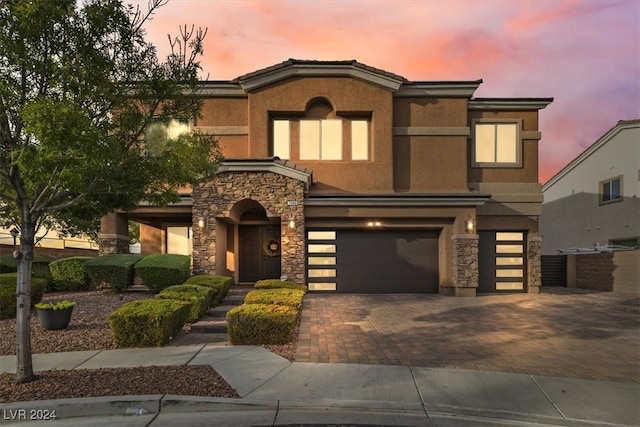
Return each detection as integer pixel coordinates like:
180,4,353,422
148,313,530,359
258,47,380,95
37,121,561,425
471,118,523,168
272,119,291,160
599,175,623,205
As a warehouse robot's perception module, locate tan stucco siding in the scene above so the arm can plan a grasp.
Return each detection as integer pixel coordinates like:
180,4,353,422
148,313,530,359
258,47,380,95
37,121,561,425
393,98,468,127
248,77,395,192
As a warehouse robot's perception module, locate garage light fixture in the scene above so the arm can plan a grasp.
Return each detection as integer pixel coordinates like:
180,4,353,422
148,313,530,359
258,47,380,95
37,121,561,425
465,216,475,234
288,219,296,230
197,218,207,229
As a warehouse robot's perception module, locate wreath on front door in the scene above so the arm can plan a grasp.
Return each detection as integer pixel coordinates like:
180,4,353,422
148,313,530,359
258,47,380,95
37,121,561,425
263,237,281,257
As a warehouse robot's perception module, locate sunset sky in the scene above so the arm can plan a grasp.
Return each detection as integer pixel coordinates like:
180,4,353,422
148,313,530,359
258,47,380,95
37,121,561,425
135,0,640,184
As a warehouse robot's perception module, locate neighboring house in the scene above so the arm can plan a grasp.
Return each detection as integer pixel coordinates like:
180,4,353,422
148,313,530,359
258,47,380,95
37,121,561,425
541,119,640,254
99,59,552,295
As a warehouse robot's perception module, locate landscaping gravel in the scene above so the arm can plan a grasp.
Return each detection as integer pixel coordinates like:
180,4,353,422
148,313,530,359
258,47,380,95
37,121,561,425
0,289,297,402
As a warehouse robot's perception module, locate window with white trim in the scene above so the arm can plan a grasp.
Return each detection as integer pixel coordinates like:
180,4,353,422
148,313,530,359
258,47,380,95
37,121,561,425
600,176,622,204
473,121,520,166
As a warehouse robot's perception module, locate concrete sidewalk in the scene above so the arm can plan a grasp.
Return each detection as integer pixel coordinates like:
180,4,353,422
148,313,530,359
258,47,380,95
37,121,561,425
1,345,639,426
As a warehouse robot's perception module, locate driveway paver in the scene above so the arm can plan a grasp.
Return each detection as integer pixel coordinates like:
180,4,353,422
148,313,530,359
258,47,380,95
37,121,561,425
295,288,640,383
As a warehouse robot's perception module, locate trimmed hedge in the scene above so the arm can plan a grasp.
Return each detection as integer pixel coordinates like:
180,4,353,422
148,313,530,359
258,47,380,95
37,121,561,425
109,299,190,347
0,273,47,319
48,256,93,292
0,254,16,274
185,275,232,304
156,284,213,323
0,254,51,278
226,304,299,345
134,254,191,293
244,288,305,309
85,254,142,292
254,279,307,293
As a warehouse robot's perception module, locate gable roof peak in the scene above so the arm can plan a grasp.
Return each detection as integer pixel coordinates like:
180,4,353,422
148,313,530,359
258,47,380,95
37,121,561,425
234,58,408,92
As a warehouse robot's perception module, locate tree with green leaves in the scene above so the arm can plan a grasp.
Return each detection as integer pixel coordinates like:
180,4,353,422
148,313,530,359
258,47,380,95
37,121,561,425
0,0,221,382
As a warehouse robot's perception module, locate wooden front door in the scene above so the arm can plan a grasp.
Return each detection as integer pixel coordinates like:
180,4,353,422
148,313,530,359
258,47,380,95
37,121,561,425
239,224,281,282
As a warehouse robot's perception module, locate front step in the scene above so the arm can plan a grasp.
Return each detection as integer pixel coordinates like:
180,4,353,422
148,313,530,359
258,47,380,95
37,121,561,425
208,305,235,317
188,285,253,336
190,318,227,334
223,295,245,306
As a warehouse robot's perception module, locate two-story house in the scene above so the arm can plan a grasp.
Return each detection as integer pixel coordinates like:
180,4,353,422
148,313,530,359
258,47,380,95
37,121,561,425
99,59,552,296
541,119,640,254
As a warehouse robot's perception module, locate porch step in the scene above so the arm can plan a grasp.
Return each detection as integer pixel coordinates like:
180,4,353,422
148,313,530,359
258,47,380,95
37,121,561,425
190,319,228,334
208,305,235,318
188,285,253,336
222,295,245,306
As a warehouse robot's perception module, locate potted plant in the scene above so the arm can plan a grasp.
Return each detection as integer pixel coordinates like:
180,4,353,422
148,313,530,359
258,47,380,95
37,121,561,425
34,300,76,330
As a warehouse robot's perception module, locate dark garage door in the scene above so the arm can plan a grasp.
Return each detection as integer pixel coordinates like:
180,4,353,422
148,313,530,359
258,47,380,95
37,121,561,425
335,230,439,293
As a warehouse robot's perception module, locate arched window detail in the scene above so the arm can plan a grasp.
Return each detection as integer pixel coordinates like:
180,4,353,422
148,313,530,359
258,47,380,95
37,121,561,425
270,97,370,162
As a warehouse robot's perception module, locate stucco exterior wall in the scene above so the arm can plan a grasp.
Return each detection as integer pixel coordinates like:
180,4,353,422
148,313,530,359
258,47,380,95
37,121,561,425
247,77,395,193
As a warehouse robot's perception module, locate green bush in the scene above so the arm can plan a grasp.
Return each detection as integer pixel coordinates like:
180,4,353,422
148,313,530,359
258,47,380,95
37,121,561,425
0,254,17,274
156,284,213,323
226,304,299,345
0,254,51,277
0,273,47,319
244,288,305,309
109,299,190,347
48,256,93,292
85,254,142,292
254,279,307,293
134,254,191,293
185,275,232,304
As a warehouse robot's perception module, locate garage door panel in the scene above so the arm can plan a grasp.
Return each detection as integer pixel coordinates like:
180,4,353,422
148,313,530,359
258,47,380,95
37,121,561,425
335,230,439,293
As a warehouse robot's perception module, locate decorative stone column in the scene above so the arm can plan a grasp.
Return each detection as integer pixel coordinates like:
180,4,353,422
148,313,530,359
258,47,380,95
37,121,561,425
527,236,542,294
98,213,130,255
192,183,218,275
451,234,479,296
280,203,305,284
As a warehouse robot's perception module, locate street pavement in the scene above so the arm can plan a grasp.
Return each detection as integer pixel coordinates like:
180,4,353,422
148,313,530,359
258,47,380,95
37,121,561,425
1,345,638,426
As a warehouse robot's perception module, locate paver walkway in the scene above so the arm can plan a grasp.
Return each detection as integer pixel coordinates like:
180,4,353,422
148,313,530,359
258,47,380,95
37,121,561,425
295,287,640,383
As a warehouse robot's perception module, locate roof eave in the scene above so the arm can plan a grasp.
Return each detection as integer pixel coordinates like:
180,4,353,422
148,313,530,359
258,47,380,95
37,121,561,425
237,63,405,92
469,98,554,111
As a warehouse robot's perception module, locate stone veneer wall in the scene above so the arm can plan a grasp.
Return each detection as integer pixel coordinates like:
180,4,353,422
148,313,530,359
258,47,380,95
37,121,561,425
451,234,479,294
527,237,542,293
192,171,306,283
97,235,130,255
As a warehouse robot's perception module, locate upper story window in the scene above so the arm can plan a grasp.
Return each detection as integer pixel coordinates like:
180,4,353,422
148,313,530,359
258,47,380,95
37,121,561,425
472,119,521,167
600,176,622,204
300,119,342,160
271,97,370,161
145,120,190,157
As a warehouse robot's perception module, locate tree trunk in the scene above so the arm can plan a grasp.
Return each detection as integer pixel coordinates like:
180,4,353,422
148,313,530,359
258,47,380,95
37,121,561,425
15,218,35,383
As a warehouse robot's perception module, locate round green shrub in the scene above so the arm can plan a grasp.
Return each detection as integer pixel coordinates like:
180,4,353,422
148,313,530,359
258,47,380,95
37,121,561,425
0,273,47,319
48,256,93,292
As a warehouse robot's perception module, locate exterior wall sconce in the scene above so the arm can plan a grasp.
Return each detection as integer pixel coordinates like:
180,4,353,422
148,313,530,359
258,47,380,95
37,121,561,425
197,218,206,229
465,216,475,234
288,219,296,230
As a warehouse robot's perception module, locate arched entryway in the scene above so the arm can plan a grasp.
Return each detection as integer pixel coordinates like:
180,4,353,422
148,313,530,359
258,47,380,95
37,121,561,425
232,199,282,282
191,159,310,284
